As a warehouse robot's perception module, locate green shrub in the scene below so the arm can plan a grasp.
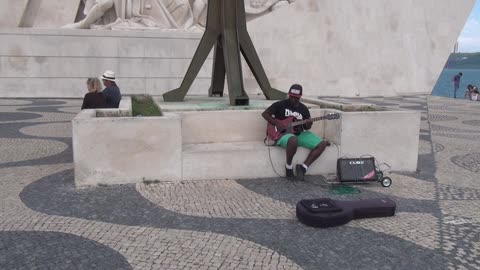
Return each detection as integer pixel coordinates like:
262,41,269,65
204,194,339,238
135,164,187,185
131,95,162,116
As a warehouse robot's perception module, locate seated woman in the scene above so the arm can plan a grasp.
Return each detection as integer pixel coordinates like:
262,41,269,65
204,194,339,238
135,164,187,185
470,87,479,101
465,84,474,100
81,78,106,109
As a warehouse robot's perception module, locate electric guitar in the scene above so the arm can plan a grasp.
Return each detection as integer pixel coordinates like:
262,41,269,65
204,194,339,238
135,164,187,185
266,112,340,141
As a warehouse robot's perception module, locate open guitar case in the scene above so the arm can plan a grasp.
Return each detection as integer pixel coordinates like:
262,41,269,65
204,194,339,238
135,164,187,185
296,198,396,228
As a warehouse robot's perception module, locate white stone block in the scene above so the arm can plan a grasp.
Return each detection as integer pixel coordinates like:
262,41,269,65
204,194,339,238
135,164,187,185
339,110,421,171
144,36,204,58
0,0,476,98
71,100,420,186
143,58,212,78
145,78,211,96
0,29,211,97
182,141,338,180
0,0,29,28
180,108,327,145
247,0,476,97
34,0,80,28
29,33,120,57
73,111,182,186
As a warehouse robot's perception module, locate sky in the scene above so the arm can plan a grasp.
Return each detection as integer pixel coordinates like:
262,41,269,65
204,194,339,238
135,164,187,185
458,0,480,52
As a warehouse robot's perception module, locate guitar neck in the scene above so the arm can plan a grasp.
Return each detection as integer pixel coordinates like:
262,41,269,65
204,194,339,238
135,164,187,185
291,116,326,127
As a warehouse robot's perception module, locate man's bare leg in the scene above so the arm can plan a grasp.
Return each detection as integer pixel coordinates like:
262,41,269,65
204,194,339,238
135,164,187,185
284,136,298,179
286,136,298,166
296,140,329,180
304,140,329,167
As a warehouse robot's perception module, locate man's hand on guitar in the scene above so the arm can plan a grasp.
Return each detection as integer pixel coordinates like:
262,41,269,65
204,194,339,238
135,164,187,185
275,120,287,131
303,118,313,130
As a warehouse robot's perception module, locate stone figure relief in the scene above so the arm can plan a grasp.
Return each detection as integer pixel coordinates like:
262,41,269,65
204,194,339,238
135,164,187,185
193,0,295,28
62,0,295,30
63,0,195,30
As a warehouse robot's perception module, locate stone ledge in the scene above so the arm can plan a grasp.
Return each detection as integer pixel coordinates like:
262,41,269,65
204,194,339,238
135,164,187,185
72,97,420,186
182,141,338,180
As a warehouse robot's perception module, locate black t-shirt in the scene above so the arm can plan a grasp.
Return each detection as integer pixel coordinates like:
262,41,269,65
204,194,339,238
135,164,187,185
81,92,106,110
266,99,311,132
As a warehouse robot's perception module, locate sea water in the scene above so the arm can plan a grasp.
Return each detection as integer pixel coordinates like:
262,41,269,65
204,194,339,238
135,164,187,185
431,68,480,98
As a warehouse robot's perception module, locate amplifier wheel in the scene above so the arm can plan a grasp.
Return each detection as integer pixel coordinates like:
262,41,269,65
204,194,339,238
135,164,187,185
381,177,392,187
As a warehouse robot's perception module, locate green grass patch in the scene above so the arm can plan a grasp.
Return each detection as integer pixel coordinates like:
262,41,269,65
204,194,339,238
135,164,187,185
132,95,162,117
328,185,361,195
142,178,161,185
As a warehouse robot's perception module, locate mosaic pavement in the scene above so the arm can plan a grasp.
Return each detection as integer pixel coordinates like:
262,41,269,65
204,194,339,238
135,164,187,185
0,96,479,269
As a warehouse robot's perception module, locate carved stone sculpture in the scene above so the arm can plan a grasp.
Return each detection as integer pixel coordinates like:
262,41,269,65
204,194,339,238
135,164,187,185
63,0,195,30
194,0,295,27
63,0,294,30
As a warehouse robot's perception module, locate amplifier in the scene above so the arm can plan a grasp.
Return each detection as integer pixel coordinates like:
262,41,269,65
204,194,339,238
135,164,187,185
337,157,377,182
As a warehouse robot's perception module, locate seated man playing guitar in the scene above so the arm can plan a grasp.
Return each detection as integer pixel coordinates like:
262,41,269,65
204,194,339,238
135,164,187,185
262,84,330,180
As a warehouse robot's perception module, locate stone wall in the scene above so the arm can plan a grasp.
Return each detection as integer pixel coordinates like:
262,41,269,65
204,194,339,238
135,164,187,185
246,0,476,97
0,0,475,98
34,0,80,28
0,0,79,28
0,0,29,28
0,29,211,98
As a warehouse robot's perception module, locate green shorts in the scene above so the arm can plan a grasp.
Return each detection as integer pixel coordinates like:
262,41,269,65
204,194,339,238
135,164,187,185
276,131,323,150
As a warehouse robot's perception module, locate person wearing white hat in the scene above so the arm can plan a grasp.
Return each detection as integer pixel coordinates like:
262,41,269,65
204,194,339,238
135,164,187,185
101,70,122,108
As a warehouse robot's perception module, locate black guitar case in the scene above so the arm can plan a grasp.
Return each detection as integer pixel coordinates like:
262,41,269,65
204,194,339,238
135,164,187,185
296,198,396,228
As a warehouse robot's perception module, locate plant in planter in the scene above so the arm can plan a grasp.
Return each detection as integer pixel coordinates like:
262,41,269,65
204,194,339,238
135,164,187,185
132,95,162,116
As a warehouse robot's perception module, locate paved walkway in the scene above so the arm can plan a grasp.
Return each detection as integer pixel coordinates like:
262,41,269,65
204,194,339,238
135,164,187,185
0,96,479,270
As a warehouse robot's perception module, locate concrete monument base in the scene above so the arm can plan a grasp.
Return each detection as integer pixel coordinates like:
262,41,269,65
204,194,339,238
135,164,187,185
1,0,475,98
72,96,420,187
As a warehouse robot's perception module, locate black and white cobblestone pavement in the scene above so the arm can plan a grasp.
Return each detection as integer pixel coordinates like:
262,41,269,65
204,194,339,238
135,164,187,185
0,96,479,269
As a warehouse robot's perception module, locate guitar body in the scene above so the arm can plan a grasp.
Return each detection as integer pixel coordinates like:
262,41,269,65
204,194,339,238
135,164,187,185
265,112,340,141
266,117,298,141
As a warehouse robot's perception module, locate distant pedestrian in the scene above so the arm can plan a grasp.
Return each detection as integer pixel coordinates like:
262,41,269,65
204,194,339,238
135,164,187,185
101,70,122,108
452,72,462,98
465,84,474,100
471,87,480,101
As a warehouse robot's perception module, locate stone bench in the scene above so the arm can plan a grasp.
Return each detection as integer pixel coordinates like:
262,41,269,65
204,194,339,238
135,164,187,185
179,109,339,180
182,141,338,180
72,99,420,187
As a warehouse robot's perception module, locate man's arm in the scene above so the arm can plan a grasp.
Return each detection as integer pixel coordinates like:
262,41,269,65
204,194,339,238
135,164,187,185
303,118,313,130
262,109,286,130
262,109,277,125
303,107,313,130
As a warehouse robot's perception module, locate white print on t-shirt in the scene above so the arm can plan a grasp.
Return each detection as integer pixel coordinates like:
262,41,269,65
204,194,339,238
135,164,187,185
285,109,303,120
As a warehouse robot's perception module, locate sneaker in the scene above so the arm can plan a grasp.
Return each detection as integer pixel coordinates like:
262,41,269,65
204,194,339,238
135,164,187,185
296,164,306,181
286,168,295,180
